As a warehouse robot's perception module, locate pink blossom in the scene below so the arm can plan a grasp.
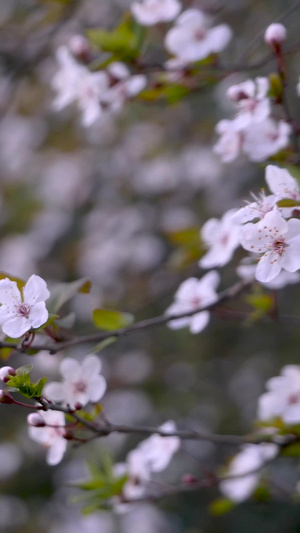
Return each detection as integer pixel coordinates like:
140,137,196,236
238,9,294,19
199,209,241,268
28,410,67,465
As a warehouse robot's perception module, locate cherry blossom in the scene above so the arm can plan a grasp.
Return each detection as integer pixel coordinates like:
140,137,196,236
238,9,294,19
102,62,147,113
242,119,291,162
44,354,106,409
265,165,300,204
116,449,150,501
131,0,181,26
165,9,232,63
138,421,180,471
213,119,243,163
52,46,109,127
227,77,270,129
240,209,300,282
199,209,241,268
232,191,277,224
220,444,278,502
258,365,300,424
28,410,67,466
237,260,300,289
0,275,49,338
165,271,220,333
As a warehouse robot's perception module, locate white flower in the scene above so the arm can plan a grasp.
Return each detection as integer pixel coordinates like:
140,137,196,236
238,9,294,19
258,365,300,424
265,165,300,203
227,77,270,130
28,410,67,465
131,0,181,26
240,209,300,282
213,119,242,163
0,275,49,338
220,444,278,502
138,421,180,472
52,46,109,127
243,119,291,162
165,9,232,63
237,261,300,289
199,209,241,268
102,62,147,113
264,23,287,47
122,449,150,500
165,271,220,333
232,191,277,224
44,354,106,409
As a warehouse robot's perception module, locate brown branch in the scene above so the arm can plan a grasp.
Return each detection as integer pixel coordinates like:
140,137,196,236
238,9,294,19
0,278,252,355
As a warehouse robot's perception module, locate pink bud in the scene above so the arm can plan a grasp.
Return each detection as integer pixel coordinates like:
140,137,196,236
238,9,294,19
264,23,287,47
69,35,91,62
182,474,198,484
0,366,15,382
74,402,83,411
0,390,14,404
27,413,45,427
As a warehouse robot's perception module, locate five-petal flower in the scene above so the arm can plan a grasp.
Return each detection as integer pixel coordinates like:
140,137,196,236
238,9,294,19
0,275,49,338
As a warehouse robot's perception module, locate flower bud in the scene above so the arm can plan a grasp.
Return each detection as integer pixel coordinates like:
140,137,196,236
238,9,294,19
27,413,45,427
69,35,91,62
0,390,14,404
0,366,15,382
74,401,83,411
264,23,287,47
182,474,198,484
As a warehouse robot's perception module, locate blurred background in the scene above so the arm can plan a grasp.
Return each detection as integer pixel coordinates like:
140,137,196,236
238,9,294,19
1,0,300,531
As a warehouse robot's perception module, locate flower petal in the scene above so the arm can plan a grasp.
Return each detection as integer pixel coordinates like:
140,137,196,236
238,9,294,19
87,375,107,402
60,358,81,380
44,382,65,403
2,316,30,338
23,275,50,306
29,302,49,329
47,438,67,465
0,279,21,308
81,354,102,375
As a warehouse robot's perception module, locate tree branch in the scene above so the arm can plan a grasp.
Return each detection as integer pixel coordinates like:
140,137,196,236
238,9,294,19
0,278,252,354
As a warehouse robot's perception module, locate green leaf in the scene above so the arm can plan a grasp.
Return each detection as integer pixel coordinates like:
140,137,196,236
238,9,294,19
16,364,33,377
209,498,235,516
277,198,300,207
47,278,91,313
87,15,142,61
164,84,190,104
92,309,134,331
246,293,273,312
281,442,300,457
268,73,283,100
35,377,47,397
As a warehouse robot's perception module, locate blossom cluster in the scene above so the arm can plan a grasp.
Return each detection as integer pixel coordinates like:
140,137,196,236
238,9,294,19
214,77,291,163
166,164,300,333
52,47,147,127
52,1,232,127
114,421,180,504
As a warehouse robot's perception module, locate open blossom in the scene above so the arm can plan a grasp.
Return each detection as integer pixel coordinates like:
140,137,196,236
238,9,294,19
102,62,147,113
258,365,300,424
52,46,109,127
213,120,243,163
240,209,300,282
115,449,150,502
165,271,220,333
131,0,181,26
243,118,291,162
227,77,270,130
44,354,106,409
165,9,232,63
237,260,300,289
199,209,241,268
232,191,277,224
220,444,278,502
28,410,67,465
0,275,49,338
138,421,180,472
265,165,300,203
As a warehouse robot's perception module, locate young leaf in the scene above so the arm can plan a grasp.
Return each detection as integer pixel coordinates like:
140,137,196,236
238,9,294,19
47,278,91,313
92,309,134,331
